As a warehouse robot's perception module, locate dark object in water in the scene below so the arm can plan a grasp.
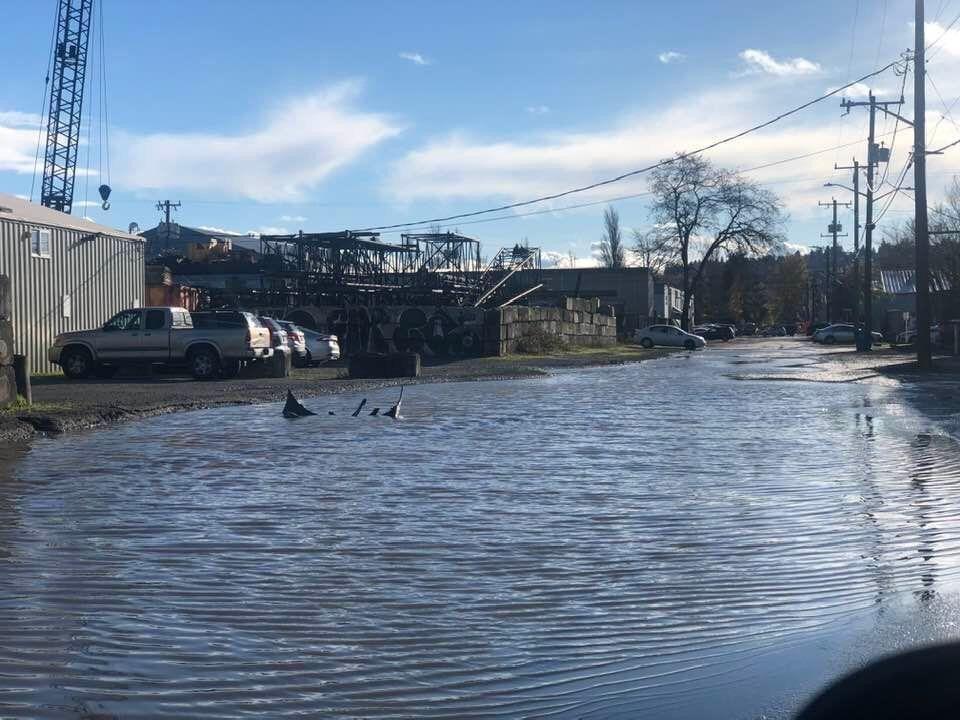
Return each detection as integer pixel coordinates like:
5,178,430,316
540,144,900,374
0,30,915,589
384,386,404,419
328,411,335,415
369,408,380,416
351,399,367,417
282,389,316,418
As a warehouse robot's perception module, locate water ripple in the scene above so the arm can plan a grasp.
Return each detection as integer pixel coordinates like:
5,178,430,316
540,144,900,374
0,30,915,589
3,347,960,718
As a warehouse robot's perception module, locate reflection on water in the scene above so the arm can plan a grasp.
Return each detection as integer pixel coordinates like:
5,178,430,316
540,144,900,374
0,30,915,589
3,346,960,719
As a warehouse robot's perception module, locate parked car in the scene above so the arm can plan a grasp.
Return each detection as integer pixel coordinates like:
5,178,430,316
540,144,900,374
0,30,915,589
762,325,786,337
738,323,757,336
301,328,341,364
894,324,941,346
49,307,272,380
258,316,290,351
695,324,734,341
806,321,830,337
276,320,309,367
813,323,884,345
635,324,706,350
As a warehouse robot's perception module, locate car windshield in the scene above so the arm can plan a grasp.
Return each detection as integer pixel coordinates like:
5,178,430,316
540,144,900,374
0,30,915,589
9,3,958,719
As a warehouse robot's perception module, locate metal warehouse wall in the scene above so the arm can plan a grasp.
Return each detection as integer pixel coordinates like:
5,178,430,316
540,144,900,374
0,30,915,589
0,218,145,374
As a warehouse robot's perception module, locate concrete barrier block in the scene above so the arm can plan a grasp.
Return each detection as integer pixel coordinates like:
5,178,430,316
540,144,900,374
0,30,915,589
0,275,9,321
0,365,15,407
0,319,13,366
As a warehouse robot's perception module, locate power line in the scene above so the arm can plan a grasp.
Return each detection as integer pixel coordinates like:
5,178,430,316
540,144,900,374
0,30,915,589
356,58,903,232
926,8,960,57
379,137,899,236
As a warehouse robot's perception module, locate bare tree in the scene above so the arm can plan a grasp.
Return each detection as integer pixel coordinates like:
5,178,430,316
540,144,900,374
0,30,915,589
647,154,784,329
632,226,677,278
599,206,626,268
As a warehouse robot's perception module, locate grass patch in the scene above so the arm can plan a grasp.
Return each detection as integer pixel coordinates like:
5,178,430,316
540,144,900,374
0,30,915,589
0,396,77,415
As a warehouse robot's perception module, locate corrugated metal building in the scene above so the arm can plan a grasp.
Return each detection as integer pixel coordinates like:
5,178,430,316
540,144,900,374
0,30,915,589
0,192,145,373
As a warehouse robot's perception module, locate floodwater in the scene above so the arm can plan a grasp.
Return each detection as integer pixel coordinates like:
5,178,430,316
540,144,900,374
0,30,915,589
3,341,960,719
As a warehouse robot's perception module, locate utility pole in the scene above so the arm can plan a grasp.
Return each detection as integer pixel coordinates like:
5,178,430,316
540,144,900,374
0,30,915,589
834,159,861,327
915,0,932,369
156,200,181,253
841,91,901,351
819,198,850,321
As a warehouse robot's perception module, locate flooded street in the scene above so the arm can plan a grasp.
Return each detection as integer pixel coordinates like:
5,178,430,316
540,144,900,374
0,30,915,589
4,340,960,719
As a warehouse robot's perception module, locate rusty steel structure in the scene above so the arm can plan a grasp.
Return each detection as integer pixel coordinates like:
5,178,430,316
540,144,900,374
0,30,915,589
256,230,540,308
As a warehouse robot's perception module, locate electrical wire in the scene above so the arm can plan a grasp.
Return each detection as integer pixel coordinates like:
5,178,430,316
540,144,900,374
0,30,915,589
355,59,903,232
378,134,900,237
99,0,110,188
29,4,60,202
926,8,960,58
872,57,911,193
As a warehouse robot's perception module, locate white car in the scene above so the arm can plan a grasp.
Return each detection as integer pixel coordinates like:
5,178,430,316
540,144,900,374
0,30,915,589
634,324,706,350
895,325,940,346
301,328,341,364
813,323,884,345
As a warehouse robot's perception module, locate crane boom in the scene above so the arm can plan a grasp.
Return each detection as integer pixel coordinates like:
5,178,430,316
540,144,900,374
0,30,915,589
40,0,93,214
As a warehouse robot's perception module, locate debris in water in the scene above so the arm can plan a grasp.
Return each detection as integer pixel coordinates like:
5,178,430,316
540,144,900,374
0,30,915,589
351,399,367,417
384,386,404,419
282,389,316,418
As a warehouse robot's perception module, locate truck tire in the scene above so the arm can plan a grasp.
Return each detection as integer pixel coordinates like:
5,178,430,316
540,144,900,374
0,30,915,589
189,347,220,380
62,347,93,379
94,364,118,379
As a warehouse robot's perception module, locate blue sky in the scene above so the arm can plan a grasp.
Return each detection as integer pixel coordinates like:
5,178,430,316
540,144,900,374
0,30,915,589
2,0,959,265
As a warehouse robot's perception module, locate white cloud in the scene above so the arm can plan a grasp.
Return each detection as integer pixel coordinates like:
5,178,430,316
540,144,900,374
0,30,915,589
382,82,848,218
0,111,43,128
279,214,307,223
399,51,430,66
658,51,686,64
738,49,821,77
828,81,891,99
542,250,600,268
926,21,960,57
113,80,402,202
526,105,550,115
0,119,40,174
72,200,102,208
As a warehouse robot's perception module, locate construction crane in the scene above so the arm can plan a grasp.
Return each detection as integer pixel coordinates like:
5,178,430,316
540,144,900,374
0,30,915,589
39,0,110,214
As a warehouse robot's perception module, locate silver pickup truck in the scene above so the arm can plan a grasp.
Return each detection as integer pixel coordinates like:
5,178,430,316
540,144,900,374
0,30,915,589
48,307,272,380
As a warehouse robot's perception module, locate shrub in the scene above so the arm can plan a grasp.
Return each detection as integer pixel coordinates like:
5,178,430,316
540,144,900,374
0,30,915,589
515,325,567,354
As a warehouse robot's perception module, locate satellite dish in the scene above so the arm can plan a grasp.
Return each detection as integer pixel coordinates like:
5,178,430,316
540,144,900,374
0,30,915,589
98,184,112,211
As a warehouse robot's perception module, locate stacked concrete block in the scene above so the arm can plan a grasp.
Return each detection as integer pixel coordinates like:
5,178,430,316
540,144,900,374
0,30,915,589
0,275,15,407
481,296,618,355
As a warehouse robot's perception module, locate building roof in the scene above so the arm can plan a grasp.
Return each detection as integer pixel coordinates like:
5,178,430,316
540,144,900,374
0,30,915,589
880,269,953,295
0,192,143,241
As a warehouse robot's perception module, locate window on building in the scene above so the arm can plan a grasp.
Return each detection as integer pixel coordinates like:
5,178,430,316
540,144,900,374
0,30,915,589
30,229,51,258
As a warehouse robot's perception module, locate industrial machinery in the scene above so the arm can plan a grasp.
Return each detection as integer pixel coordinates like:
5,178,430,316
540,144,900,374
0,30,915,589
39,0,110,214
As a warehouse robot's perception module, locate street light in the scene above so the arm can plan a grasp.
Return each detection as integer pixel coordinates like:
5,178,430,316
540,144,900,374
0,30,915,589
823,182,913,200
